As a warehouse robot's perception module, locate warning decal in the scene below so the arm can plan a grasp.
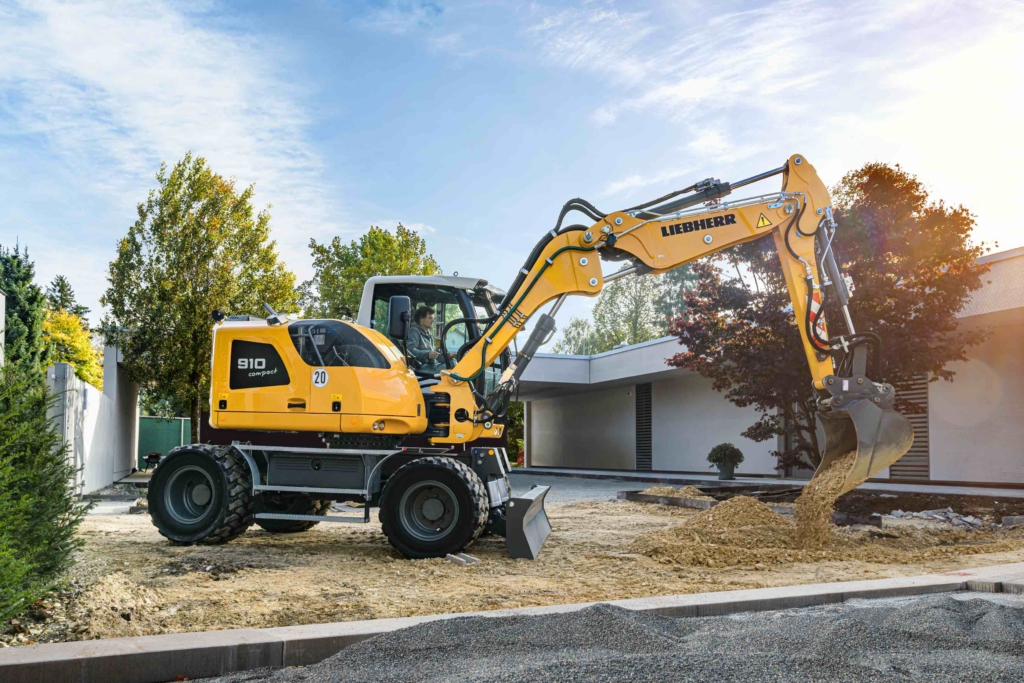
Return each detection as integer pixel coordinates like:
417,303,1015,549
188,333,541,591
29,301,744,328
756,213,773,228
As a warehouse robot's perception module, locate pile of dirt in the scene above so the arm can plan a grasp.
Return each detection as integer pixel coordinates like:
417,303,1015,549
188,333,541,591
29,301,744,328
795,451,860,549
632,496,799,567
634,491,1024,570
639,486,713,500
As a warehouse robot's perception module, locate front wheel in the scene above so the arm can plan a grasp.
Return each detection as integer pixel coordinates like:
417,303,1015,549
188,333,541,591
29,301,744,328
147,445,254,544
379,457,488,559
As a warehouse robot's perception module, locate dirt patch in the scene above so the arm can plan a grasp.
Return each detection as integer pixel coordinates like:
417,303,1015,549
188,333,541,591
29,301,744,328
639,486,713,500
5,500,1024,647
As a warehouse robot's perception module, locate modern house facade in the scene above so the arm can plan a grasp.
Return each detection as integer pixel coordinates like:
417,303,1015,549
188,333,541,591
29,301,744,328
47,347,140,494
518,246,1024,486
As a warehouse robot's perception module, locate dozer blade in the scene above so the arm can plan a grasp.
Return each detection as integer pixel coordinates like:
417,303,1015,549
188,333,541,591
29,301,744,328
505,485,551,560
814,399,915,496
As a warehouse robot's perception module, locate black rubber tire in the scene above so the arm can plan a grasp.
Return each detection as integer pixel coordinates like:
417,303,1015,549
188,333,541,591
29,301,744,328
255,496,331,533
147,445,254,545
379,456,488,559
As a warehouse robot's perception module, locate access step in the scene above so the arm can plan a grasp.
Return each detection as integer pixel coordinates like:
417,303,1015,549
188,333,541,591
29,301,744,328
255,511,369,524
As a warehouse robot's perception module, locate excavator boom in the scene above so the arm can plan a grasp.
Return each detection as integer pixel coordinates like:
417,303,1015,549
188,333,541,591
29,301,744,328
431,154,914,494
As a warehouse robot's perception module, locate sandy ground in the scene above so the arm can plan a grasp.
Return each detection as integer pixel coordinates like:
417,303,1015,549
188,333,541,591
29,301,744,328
5,499,1024,646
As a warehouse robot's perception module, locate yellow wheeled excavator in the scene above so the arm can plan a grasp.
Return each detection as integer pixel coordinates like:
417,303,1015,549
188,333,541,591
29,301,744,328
146,154,914,560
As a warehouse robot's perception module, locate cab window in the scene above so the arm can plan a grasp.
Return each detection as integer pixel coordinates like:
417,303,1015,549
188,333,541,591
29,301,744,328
370,284,471,377
288,321,390,369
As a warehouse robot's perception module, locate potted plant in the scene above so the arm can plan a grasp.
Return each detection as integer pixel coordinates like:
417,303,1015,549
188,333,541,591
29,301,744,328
708,443,744,480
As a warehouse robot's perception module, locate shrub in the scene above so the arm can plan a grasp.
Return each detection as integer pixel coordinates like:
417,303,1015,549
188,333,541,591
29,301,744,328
707,443,744,469
0,361,88,622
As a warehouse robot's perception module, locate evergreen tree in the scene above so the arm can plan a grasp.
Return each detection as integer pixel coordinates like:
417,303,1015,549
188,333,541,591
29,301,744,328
0,361,88,621
45,275,90,324
0,244,47,374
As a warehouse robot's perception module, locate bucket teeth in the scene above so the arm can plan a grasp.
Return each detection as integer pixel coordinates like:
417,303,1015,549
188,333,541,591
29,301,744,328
505,485,551,560
814,399,914,496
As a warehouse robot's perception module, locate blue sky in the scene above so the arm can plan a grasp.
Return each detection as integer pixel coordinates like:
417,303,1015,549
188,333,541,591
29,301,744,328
1,0,1022,332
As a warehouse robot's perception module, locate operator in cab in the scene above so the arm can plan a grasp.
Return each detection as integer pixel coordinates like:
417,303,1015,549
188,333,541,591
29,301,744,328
408,305,443,374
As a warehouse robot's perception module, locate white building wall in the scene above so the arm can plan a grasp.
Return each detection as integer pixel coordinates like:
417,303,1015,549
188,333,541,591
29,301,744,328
651,375,778,475
47,349,139,494
928,313,1024,484
527,386,636,469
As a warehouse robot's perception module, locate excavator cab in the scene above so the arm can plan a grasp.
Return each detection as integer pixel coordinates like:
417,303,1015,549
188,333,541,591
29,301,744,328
358,276,511,392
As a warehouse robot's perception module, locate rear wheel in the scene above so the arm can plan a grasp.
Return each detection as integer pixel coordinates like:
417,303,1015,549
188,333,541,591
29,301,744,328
255,495,331,533
147,445,254,545
379,457,488,559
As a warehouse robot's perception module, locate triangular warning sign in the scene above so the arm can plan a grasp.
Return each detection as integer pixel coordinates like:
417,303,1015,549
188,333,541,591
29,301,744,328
756,213,773,228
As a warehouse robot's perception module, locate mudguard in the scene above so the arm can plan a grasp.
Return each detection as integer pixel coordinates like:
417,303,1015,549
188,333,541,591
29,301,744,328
505,485,551,560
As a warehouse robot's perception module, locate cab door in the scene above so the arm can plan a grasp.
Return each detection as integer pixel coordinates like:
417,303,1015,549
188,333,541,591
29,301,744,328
295,321,418,416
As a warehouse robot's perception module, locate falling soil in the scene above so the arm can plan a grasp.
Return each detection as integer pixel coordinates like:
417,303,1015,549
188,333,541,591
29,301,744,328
795,451,861,549
639,486,713,500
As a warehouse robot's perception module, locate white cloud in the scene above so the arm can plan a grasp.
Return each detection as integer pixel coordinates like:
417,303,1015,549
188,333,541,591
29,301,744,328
352,1,444,35
375,219,437,235
525,0,1024,249
0,0,343,309
600,168,689,198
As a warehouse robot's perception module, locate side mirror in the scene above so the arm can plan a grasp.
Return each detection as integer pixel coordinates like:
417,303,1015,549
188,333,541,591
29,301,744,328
388,296,411,340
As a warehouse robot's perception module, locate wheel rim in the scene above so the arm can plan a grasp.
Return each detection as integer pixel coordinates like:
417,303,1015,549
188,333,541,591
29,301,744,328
398,480,459,542
164,465,217,525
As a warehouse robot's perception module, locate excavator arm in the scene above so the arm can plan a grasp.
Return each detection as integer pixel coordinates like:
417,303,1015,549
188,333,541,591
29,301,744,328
430,154,913,494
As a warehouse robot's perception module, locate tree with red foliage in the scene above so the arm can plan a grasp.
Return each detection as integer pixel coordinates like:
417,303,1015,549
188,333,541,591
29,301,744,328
668,163,991,470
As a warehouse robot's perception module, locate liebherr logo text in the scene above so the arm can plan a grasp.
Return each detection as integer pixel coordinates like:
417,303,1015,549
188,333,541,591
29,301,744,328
661,213,736,237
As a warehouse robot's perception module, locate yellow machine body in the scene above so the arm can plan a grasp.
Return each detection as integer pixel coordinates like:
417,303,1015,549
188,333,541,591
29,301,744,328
209,318,427,435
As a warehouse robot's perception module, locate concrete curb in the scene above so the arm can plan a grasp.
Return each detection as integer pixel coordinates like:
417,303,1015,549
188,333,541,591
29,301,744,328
3,562,1024,683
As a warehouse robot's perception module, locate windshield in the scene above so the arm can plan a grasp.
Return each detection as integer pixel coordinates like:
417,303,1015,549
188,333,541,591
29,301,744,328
288,320,390,369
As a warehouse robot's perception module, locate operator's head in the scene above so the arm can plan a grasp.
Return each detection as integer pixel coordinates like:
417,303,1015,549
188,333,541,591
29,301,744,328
414,306,435,327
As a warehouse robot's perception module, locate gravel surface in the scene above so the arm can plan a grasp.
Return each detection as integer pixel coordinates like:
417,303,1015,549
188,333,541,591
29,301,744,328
197,593,1024,683
508,472,641,503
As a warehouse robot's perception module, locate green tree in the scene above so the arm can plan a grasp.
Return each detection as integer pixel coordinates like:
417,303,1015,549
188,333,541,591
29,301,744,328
653,265,697,323
0,244,47,373
669,163,990,469
550,317,599,355
101,153,299,442
504,400,524,463
299,225,442,318
0,360,88,621
591,272,664,349
45,275,90,324
551,266,670,355
43,309,103,388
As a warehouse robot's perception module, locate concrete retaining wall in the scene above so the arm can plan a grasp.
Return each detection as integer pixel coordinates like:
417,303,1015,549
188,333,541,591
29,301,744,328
46,349,139,495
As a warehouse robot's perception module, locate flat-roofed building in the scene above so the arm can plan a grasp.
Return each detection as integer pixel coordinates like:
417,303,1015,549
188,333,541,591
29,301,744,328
519,246,1024,486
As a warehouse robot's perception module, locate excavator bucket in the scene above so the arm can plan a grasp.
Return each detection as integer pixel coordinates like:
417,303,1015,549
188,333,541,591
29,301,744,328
505,485,551,560
814,399,915,496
